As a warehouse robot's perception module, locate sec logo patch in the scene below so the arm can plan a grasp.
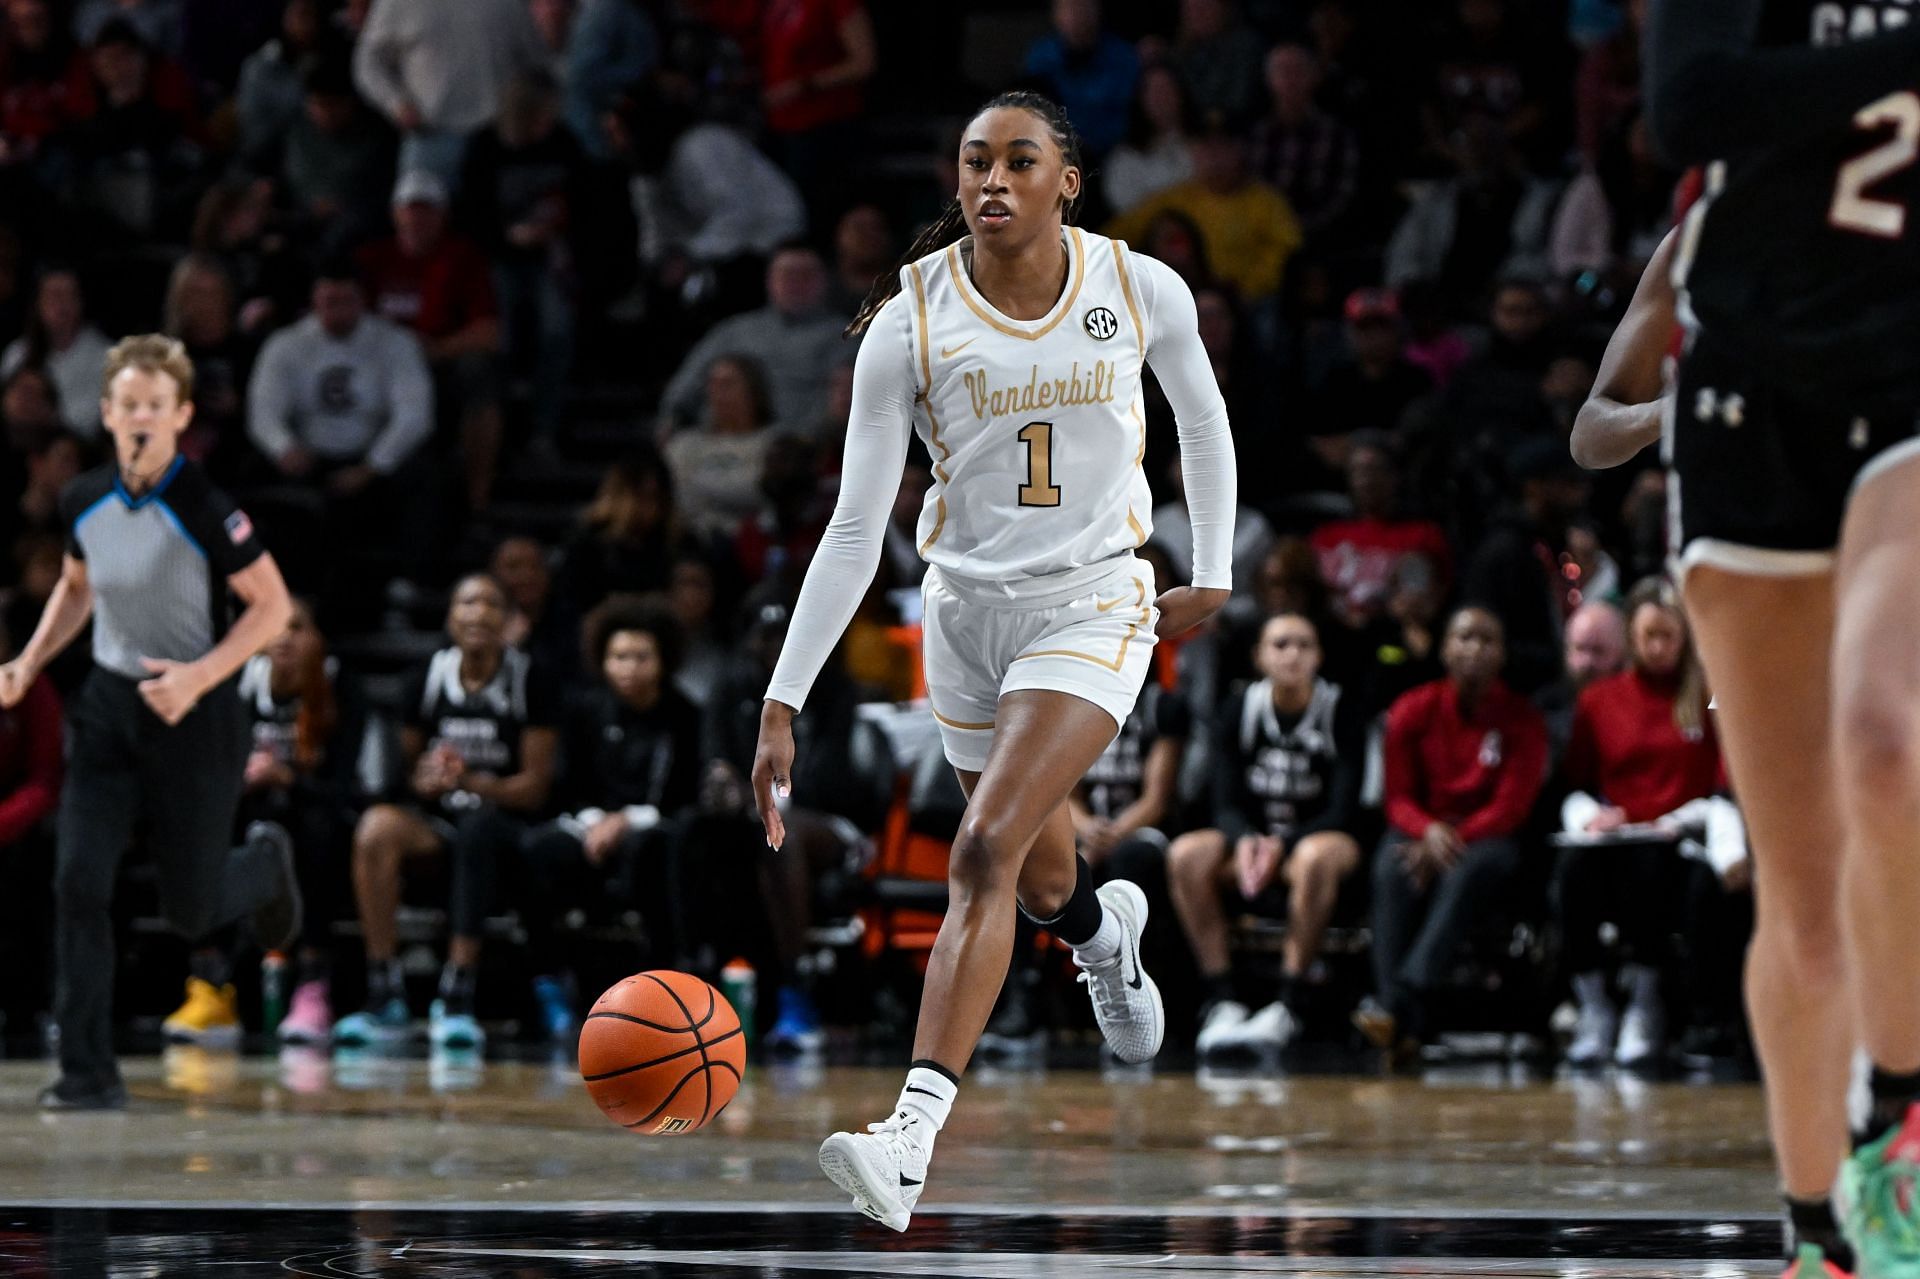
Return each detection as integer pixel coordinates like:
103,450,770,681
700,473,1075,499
1084,307,1119,340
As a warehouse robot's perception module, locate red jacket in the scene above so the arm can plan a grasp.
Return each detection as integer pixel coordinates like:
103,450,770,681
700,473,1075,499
358,235,499,343
1384,677,1547,842
0,675,60,845
1563,668,1721,823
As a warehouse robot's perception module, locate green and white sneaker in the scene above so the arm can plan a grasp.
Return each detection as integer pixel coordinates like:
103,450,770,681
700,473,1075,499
1841,1102,1920,1278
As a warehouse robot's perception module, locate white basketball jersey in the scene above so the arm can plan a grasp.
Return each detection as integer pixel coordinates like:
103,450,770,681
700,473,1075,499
902,227,1157,598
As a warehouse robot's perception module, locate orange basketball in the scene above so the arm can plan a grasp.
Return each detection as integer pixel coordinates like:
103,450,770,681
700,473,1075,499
579,970,746,1135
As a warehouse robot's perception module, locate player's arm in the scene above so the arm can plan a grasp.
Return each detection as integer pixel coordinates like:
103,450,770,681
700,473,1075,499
1134,253,1236,634
1646,0,1920,163
753,296,915,846
1109,735,1182,839
466,725,558,813
1571,228,1678,470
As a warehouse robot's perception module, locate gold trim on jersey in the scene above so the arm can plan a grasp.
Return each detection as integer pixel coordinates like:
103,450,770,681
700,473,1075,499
911,263,952,553
945,227,1087,342
1111,240,1145,352
931,706,995,732
1126,402,1147,546
1011,577,1151,671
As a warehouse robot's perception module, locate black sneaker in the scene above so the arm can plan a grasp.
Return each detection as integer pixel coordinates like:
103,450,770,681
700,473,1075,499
978,974,1045,1061
246,821,303,951
39,1075,128,1111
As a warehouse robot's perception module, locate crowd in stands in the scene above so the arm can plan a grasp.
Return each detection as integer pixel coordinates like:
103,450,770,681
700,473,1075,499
0,0,1749,1070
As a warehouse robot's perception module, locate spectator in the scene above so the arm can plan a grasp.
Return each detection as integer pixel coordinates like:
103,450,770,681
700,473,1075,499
1353,550,1448,720
58,17,204,240
528,0,573,71
1103,63,1195,215
1383,116,1558,297
514,600,702,1040
1421,0,1566,168
1150,452,1274,603
1171,612,1366,1057
1173,0,1267,126
1460,436,1591,695
1106,119,1303,305
1309,432,1452,628
491,535,574,682
3,425,82,552
556,447,701,629
3,531,88,695
0,362,59,450
336,573,559,1051
0,0,82,165
1360,605,1548,1060
459,70,587,447
277,53,397,245
1574,0,1641,163
1250,44,1360,240
758,0,875,225
71,0,180,55
351,0,547,190
1,268,111,439
1535,596,1627,754
1557,576,1719,1068
1023,0,1138,159
246,260,433,490
161,253,251,476
0,610,60,1030
230,599,362,1048
1398,277,1474,388
359,169,504,513
565,0,657,160
733,433,829,589
190,175,308,339
1550,110,1676,279
659,244,845,431
1436,278,1558,493
1305,288,1433,476
620,87,806,301
1134,206,1211,287
667,353,778,539
1179,283,1291,488
826,202,893,318
665,551,727,707
233,0,333,160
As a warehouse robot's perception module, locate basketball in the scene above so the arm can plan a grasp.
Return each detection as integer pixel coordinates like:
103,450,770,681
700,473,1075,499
579,971,746,1136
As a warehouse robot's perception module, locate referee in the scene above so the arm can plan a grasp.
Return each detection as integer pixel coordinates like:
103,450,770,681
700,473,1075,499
0,335,301,1110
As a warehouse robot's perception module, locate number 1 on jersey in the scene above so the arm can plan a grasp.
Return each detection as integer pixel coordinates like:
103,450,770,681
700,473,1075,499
1017,420,1061,507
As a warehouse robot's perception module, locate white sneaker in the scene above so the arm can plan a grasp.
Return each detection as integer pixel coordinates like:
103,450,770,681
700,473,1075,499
1234,1000,1299,1052
1614,997,1664,1068
1075,880,1165,1064
818,1111,931,1232
1195,1000,1250,1058
1566,972,1617,1067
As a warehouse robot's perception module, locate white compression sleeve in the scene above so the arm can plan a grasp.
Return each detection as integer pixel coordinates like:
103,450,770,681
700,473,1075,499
763,295,917,714
1133,254,1237,591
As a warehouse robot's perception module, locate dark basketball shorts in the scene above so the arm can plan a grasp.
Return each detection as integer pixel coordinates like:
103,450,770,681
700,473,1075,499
1667,329,1920,577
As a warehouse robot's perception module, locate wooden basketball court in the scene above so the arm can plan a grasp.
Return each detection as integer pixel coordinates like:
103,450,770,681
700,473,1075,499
0,1052,1782,1275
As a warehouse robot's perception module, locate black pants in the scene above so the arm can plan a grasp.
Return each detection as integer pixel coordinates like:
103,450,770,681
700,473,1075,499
425,805,524,942
1370,833,1522,1030
55,672,281,1083
1555,842,1685,973
239,784,351,959
515,818,681,973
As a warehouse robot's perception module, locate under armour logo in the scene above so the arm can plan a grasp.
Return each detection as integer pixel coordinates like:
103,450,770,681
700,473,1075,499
1693,387,1745,427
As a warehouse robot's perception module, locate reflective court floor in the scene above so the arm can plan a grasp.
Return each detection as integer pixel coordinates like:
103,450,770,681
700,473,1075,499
0,1052,1785,1276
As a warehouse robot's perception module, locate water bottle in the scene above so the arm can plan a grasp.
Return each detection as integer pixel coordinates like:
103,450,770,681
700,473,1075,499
261,951,288,1037
719,957,757,1051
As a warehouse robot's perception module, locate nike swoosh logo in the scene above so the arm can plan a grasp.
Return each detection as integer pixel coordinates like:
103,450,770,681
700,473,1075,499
940,338,977,359
1127,970,1143,991
899,1175,923,1187
1094,593,1131,613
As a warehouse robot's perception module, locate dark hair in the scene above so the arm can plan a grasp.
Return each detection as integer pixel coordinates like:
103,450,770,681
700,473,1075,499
313,253,361,286
587,596,683,675
20,265,84,370
707,353,774,428
1125,62,1194,150
582,444,676,540
846,90,1085,337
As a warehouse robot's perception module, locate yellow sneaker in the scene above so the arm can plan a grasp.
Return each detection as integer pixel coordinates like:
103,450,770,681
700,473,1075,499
161,977,241,1048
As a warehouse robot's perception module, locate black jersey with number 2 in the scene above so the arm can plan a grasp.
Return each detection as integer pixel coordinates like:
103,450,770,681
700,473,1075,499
1654,0,1920,406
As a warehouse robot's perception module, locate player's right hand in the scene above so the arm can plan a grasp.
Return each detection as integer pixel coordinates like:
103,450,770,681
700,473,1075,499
0,659,31,709
751,701,796,850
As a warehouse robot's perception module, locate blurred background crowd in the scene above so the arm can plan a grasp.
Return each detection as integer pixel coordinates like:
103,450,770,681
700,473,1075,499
0,0,1745,1073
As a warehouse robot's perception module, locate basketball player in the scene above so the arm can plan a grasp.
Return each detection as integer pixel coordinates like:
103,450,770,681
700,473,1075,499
1647,4,1920,1274
0,336,300,1109
748,91,1236,1231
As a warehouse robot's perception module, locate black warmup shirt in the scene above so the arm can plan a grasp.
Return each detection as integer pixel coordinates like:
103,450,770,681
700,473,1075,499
1080,684,1191,822
59,457,265,680
554,683,703,816
1212,677,1365,846
402,645,560,814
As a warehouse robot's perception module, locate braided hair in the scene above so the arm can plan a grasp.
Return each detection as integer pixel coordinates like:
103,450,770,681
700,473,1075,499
846,90,1085,338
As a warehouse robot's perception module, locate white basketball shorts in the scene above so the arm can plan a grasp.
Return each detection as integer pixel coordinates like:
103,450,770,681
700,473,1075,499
920,557,1160,772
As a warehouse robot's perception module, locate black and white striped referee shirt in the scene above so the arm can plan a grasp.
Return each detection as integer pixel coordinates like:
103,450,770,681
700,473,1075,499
58,457,266,681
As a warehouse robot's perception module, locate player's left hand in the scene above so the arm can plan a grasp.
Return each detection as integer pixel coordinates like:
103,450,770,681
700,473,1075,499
138,657,207,726
1152,586,1231,637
